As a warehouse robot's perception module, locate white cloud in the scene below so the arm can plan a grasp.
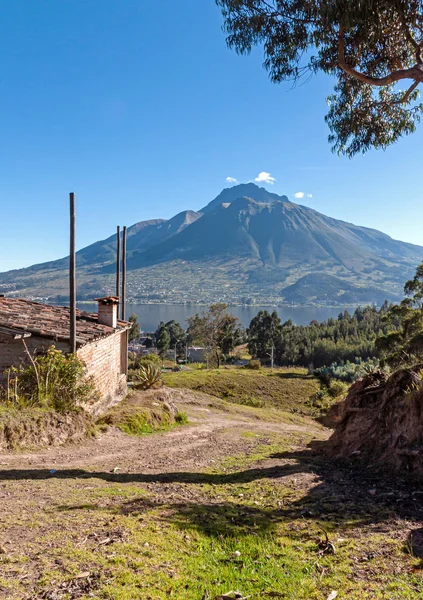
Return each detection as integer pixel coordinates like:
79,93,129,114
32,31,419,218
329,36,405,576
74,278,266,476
254,172,276,185
293,192,313,200
226,177,239,184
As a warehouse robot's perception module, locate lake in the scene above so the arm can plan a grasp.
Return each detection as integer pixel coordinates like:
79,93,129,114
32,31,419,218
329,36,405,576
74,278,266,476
78,302,344,332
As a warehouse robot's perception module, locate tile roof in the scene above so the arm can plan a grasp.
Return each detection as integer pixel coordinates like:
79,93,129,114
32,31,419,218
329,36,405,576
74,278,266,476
0,298,130,347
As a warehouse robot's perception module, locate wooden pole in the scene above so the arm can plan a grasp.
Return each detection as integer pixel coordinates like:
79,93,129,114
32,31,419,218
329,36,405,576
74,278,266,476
116,226,121,304
69,192,76,353
121,226,127,320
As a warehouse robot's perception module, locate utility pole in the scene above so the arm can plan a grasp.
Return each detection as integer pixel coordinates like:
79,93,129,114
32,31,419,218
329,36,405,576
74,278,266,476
121,226,127,320
266,344,274,369
69,193,76,354
116,226,121,303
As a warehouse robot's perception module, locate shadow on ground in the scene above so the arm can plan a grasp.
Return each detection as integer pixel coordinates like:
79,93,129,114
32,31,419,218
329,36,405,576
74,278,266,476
2,442,423,543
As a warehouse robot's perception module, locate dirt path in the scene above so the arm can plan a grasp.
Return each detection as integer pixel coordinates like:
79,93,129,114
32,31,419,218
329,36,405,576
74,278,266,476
1,391,422,599
0,393,325,476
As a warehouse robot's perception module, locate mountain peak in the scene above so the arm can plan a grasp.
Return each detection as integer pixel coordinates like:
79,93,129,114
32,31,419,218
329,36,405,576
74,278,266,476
200,183,289,214
2,183,423,307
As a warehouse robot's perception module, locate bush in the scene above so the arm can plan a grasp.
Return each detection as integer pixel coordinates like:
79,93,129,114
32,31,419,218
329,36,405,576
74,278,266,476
2,346,98,412
131,363,162,390
175,411,188,424
247,359,261,370
314,358,389,384
327,380,349,398
139,354,162,368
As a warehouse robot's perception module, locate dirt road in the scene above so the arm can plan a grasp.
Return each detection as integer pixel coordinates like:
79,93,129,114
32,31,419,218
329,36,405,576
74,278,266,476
0,390,421,599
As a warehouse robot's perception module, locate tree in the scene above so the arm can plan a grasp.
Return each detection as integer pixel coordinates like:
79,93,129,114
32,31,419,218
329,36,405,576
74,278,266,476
187,303,244,367
248,310,282,363
155,320,186,356
217,0,423,157
376,262,423,367
156,328,171,359
128,313,141,342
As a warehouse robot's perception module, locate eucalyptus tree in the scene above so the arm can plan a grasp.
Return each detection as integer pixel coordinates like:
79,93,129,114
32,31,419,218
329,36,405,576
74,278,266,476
217,0,423,156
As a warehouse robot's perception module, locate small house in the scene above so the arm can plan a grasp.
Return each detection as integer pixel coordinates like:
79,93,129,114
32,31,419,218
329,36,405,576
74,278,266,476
187,346,207,363
0,296,131,414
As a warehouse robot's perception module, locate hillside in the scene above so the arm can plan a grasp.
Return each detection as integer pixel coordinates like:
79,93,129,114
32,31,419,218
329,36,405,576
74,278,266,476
1,183,423,306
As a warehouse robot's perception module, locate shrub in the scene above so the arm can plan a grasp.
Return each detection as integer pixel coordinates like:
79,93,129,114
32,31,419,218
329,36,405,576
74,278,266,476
131,363,162,390
139,354,162,368
175,411,188,424
2,346,98,412
247,359,261,370
327,380,349,399
314,358,390,384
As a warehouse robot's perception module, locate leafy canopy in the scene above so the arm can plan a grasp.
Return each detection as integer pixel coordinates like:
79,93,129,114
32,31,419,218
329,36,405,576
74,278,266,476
128,313,141,342
155,320,186,354
187,303,244,367
217,0,423,156
376,263,423,367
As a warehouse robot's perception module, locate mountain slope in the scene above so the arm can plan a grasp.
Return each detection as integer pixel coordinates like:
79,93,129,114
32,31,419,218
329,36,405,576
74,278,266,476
1,183,422,306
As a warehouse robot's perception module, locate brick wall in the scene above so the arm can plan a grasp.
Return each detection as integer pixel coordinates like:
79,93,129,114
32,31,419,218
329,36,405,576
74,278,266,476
77,330,128,415
0,331,128,415
0,334,69,378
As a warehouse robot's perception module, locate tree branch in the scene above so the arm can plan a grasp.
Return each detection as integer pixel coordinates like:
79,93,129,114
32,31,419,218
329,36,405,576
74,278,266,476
393,80,420,104
396,0,423,62
338,24,423,86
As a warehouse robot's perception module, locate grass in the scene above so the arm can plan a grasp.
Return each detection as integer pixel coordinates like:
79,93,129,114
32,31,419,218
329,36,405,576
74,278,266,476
98,401,188,436
1,370,421,599
163,367,320,413
2,432,422,599
0,406,95,451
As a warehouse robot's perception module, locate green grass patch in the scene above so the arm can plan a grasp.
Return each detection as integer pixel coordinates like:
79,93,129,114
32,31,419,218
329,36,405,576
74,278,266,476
3,435,421,599
163,367,320,413
98,401,188,436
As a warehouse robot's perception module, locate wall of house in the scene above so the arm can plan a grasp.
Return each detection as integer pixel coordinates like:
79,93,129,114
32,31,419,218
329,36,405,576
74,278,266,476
0,331,128,416
0,334,68,383
77,330,128,415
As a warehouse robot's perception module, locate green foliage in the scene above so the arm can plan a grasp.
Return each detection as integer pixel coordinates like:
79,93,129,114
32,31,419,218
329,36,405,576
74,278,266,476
155,320,186,355
99,401,186,436
248,303,393,369
139,353,162,368
217,0,423,156
314,358,388,384
310,378,349,413
2,346,98,412
248,310,281,361
187,303,244,367
175,411,189,424
128,313,141,342
247,359,261,370
376,261,423,368
156,327,171,358
131,363,162,390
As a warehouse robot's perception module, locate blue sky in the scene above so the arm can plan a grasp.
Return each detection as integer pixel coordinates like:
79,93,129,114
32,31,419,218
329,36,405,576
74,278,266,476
1,0,422,272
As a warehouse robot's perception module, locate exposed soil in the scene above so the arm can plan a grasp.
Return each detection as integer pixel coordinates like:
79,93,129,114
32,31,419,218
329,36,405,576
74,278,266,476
0,388,321,477
327,366,423,476
1,388,423,599
0,409,95,452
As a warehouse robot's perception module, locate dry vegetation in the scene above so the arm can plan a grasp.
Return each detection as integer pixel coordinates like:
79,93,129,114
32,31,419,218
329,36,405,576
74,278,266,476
1,368,423,599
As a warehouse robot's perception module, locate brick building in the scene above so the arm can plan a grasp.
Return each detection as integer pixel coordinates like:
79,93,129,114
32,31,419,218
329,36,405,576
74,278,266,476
0,296,130,414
